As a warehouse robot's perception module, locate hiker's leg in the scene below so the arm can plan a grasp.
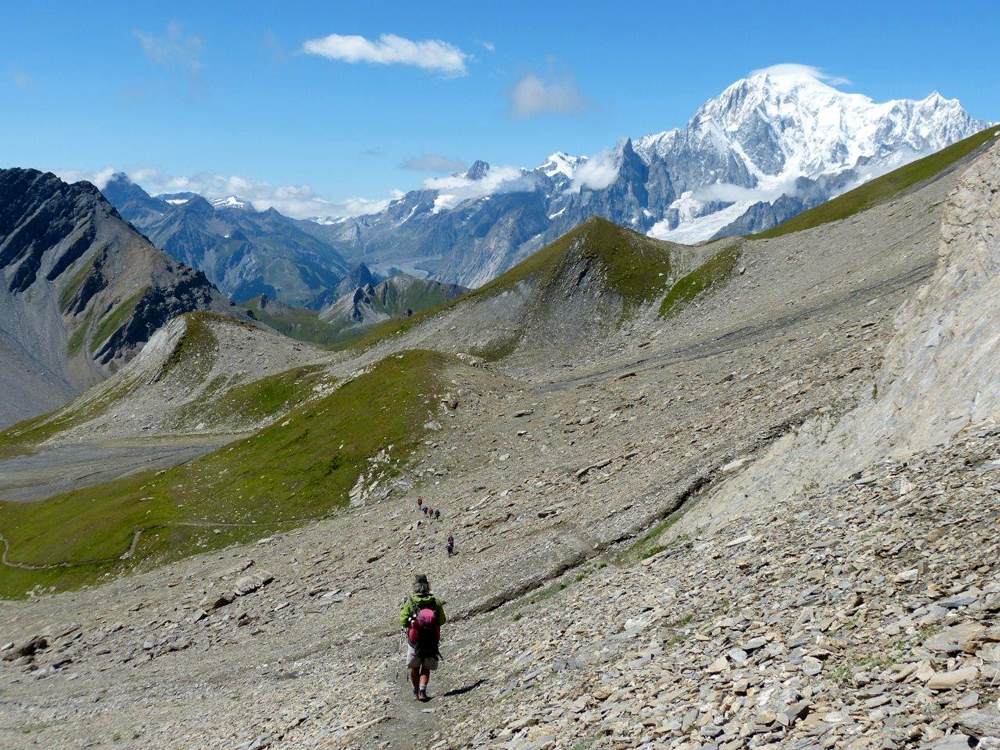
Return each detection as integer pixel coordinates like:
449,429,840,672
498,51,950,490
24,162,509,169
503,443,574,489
419,667,430,689
410,667,420,691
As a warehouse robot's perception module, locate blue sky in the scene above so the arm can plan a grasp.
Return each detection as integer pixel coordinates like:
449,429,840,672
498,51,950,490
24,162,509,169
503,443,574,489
3,0,998,217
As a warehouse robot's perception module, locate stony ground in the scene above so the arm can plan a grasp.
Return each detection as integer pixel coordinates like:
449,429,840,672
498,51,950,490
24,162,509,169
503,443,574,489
1,145,998,750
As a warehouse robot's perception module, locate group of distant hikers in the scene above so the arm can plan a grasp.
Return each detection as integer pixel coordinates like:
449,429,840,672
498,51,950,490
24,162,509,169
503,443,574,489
415,496,455,557
399,497,457,701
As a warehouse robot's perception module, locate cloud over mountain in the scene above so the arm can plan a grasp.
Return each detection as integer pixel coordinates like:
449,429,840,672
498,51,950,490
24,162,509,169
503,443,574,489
58,167,394,220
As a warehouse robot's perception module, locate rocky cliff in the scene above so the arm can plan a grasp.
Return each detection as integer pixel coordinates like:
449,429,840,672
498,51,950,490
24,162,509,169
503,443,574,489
0,168,246,427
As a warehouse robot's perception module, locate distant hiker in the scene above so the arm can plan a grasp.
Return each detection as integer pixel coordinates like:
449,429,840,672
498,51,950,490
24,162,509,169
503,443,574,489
399,574,446,701
446,535,455,556
434,509,441,521
417,496,423,508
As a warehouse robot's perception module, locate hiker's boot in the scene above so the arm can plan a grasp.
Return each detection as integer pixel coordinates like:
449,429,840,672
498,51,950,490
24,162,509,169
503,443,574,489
418,687,429,702
413,687,421,701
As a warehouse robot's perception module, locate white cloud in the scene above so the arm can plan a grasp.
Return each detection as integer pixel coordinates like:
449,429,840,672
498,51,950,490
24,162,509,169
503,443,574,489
508,70,590,119
59,167,393,220
422,166,537,212
566,147,622,193
399,153,467,173
302,33,468,76
749,63,850,87
134,21,203,75
56,167,120,190
691,176,798,205
480,40,496,53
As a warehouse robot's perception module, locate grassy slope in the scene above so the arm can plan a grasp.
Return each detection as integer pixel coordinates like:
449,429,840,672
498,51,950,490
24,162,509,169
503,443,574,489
371,278,468,316
241,296,348,347
91,286,148,353
470,216,675,306
0,349,451,597
756,125,1000,240
347,217,678,352
167,363,327,430
659,243,742,318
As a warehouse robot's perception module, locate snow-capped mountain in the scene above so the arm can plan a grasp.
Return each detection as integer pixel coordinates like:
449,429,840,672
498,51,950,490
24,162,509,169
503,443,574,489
209,195,254,211
310,67,990,287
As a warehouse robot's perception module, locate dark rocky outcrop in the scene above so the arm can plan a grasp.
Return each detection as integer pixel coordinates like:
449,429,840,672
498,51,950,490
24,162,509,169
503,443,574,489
0,168,246,427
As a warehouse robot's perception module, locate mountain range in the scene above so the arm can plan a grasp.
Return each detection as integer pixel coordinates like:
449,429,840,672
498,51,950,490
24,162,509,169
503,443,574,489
102,175,350,307
240,269,468,347
96,70,988,296
305,69,989,286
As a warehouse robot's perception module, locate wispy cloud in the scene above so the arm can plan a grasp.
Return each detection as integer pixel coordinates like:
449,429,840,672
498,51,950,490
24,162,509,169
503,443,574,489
131,21,205,100
508,66,592,119
480,40,496,53
362,146,386,157
399,153,467,173
8,68,33,90
59,167,395,220
749,63,851,87
263,29,285,65
134,21,203,75
302,32,468,76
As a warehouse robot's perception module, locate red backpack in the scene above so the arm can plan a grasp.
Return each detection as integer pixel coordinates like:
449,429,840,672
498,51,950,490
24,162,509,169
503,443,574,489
407,598,441,657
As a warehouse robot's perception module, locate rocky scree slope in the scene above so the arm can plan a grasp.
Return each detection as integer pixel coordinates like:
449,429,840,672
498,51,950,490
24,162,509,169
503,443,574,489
0,168,244,429
701,137,1000,531
0,311,330,454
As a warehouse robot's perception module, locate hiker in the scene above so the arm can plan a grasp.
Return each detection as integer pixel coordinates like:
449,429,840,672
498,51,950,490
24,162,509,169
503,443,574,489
434,508,441,521
399,574,446,701
417,496,423,508
446,535,455,556
422,505,429,516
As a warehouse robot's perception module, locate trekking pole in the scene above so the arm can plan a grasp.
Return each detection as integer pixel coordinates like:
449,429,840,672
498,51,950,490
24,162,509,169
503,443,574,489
400,628,408,684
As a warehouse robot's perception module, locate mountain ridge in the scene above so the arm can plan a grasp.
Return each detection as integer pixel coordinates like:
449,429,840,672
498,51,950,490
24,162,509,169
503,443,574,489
0,168,246,428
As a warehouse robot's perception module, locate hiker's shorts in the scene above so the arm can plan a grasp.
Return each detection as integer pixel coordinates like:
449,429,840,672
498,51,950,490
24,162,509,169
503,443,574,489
406,644,439,671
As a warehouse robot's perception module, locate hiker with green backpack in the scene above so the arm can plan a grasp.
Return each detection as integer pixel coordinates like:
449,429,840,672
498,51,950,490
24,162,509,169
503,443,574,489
399,574,447,701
